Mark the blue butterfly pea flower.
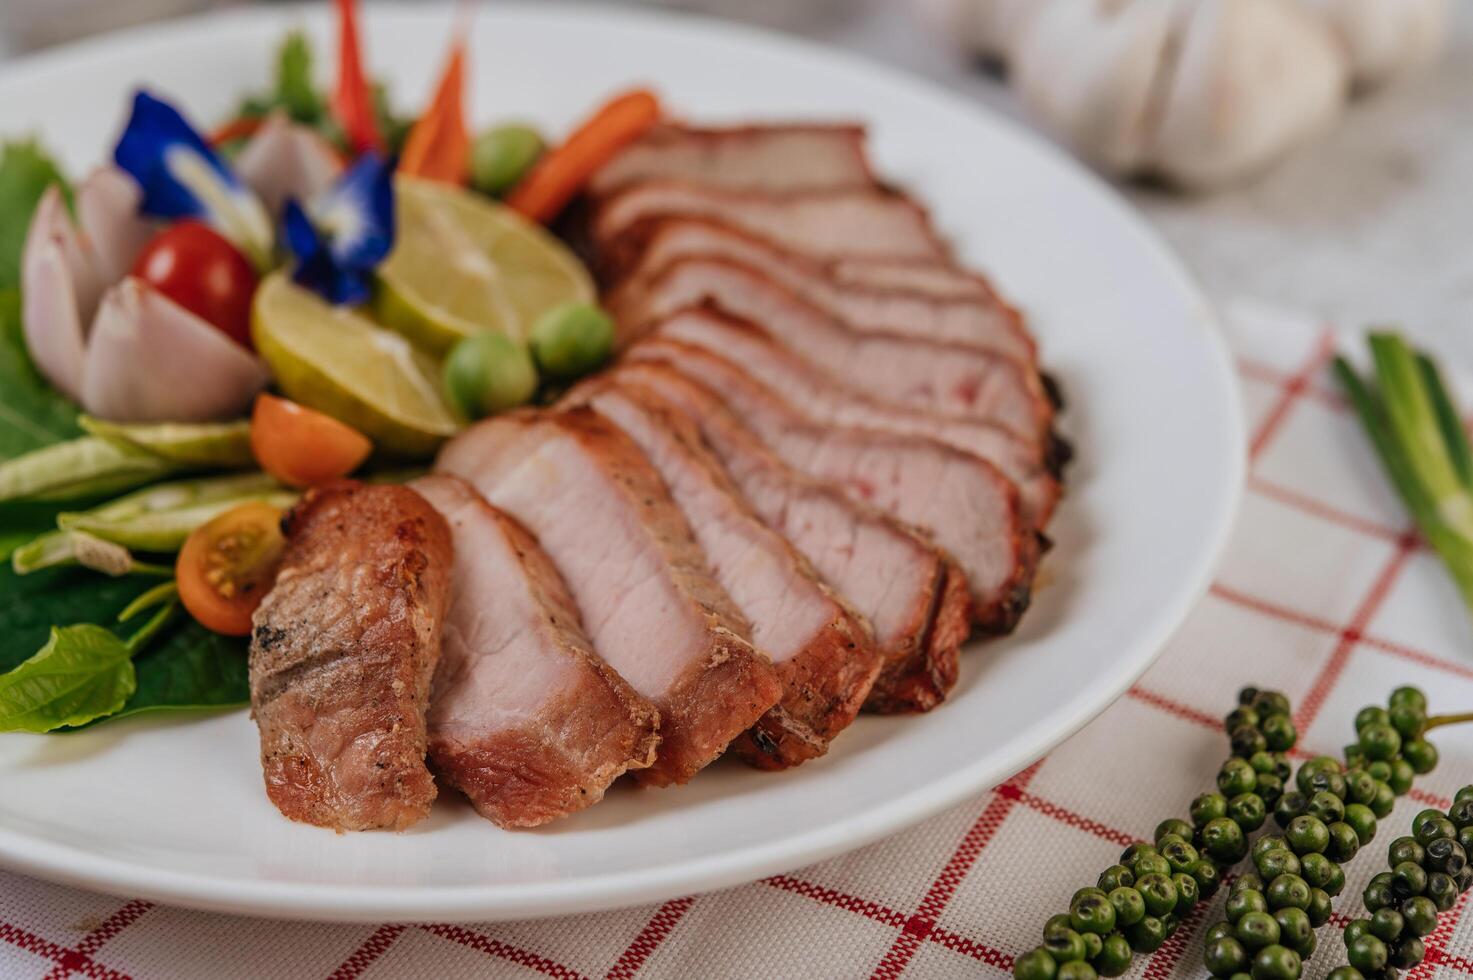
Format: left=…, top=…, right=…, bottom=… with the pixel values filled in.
left=113, top=90, right=274, bottom=268
left=283, top=152, right=396, bottom=306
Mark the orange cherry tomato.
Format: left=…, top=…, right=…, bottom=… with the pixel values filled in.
left=250, top=394, right=374, bottom=488
left=132, top=221, right=259, bottom=349
left=176, top=501, right=287, bottom=637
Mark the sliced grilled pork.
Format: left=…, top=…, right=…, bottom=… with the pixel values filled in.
left=605, top=364, right=969, bottom=713
left=643, top=307, right=1059, bottom=527
left=625, top=334, right=1039, bottom=628
left=609, top=218, right=1034, bottom=362
left=436, top=409, right=782, bottom=786
left=410, top=475, right=660, bottom=826
left=249, top=481, right=452, bottom=832
left=578, top=383, right=882, bottom=767
left=588, top=124, right=876, bottom=197
left=611, top=257, right=1053, bottom=443
left=592, top=181, right=949, bottom=271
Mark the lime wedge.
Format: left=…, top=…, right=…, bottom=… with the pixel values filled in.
left=252, top=272, right=459, bottom=457
left=374, top=177, right=594, bottom=354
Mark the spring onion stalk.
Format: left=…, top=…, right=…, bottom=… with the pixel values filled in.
left=1333, top=333, right=1473, bottom=609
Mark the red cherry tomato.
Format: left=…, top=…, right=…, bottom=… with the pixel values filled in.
left=131, top=221, right=259, bottom=349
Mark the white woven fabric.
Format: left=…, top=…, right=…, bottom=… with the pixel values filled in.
left=2, top=305, right=1471, bottom=979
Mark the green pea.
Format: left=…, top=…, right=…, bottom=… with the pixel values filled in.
left=1229, top=794, right=1267, bottom=832
left=1306, top=791, right=1345, bottom=826
left=1400, top=896, right=1439, bottom=936
left=1390, top=935, right=1426, bottom=969
left=1205, top=935, right=1249, bottom=978
left=443, top=332, right=538, bottom=419
left=1298, top=852, right=1334, bottom=890
left=1097, top=865, right=1134, bottom=891
left=1388, top=685, right=1426, bottom=714
left=1235, top=910, right=1280, bottom=950
left=1325, top=822, right=1360, bottom=862
left=1426, top=870, right=1460, bottom=911
left=1346, top=933, right=1388, bottom=973
left=1305, top=887, right=1332, bottom=927
left=1369, top=907, right=1404, bottom=942
left=1392, top=861, right=1428, bottom=897
left=1284, top=815, right=1328, bottom=855
left=1219, top=758, right=1258, bottom=797
left=1192, top=793, right=1229, bottom=827
left=1255, top=849, right=1300, bottom=882
left=1273, top=907, right=1312, bottom=955
left=529, top=302, right=614, bottom=380
left=1265, top=874, right=1311, bottom=912
left=1134, top=873, right=1177, bottom=917
left=1356, top=705, right=1391, bottom=732
left=1343, top=803, right=1377, bottom=845
left=1125, top=916, right=1167, bottom=953
left=1388, top=759, right=1415, bottom=795
left=1043, top=926, right=1087, bottom=962
left=1155, top=818, right=1193, bottom=843
left=470, top=123, right=545, bottom=196
left=1092, top=934, right=1132, bottom=978
left=1069, top=889, right=1115, bottom=935
left=1226, top=888, right=1268, bottom=924
left=1202, top=818, right=1248, bottom=863
left=1250, top=943, right=1301, bottom=980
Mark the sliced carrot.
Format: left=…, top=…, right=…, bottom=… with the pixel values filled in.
left=332, top=0, right=383, bottom=155
left=398, top=41, right=470, bottom=183
left=507, top=89, right=662, bottom=223
left=209, top=116, right=265, bottom=147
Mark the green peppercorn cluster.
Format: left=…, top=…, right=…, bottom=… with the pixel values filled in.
left=1203, top=686, right=1440, bottom=980
left=1328, top=784, right=1473, bottom=980
left=1013, top=688, right=1296, bottom=980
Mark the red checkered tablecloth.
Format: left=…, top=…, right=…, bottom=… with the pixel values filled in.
left=2, top=306, right=1472, bottom=979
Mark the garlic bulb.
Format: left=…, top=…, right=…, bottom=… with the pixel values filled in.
left=918, top=0, right=1448, bottom=189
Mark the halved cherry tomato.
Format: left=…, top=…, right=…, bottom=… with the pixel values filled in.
left=250, top=394, right=374, bottom=488
left=132, top=221, right=259, bottom=349
left=177, top=501, right=287, bottom=636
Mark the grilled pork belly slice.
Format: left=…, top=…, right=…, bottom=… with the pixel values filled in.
left=625, top=333, right=1039, bottom=631
left=644, top=307, right=1058, bottom=527
left=436, top=409, right=782, bottom=786
left=588, top=124, right=876, bottom=197
left=578, top=383, right=882, bottom=767
left=609, top=218, right=1035, bottom=363
left=611, top=257, right=1053, bottom=443
left=249, top=481, right=452, bottom=832
left=592, top=181, right=949, bottom=271
left=605, top=364, right=968, bottom=713
left=410, top=475, right=660, bottom=826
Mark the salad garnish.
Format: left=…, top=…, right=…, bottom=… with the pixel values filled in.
left=282, top=151, right=395, bottom=304
left=113, top=91, right=274, bottom=269
left=332, top=0, right=385, bottom=154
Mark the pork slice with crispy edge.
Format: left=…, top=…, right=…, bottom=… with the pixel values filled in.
left=411, top=475, right=660, bottom=826
left=249, top=481, right=452, bottom=832
left=436, top=408, right=782, bottom=786
left=575, top=382, right=882, bottom=767
left=604, top=363, right=970, bottom=714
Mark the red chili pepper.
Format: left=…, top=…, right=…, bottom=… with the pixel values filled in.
left=399, top=41, right=470, bottom=184
left=332, top=0, right=383, bottom=155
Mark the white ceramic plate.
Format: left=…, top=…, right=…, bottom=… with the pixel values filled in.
left=0, top=2, right=1244, bottom=922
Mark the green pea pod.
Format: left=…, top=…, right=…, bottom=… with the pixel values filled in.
left=58, top=489, right=298, bottom=552
left=79, top=416, right=256, bottom=468
left=88, top=471, right=287, bottom=523
left=0, top=437, right=178, bottom=504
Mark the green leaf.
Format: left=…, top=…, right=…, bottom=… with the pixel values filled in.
left=276, top=31, right=323, bottom=123
left=0, top=289, right=83, bottom=461
left=0, top=623, right=136, bottom=732
left=110, top=617, right=249, bottom=721
left=0, top=563, right=146, bottom=673
left=0, top=139, right=70, bottom=291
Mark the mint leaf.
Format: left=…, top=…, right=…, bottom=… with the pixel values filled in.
left=0, top=139, right=70, bottom=291
left=0, top=623, right=135, bottom=731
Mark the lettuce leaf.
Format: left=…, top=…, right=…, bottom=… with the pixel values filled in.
left=0, top=139, right=70, bottom=291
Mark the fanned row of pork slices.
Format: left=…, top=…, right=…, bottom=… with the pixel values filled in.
left=246, top=122, right=1068, bottom=833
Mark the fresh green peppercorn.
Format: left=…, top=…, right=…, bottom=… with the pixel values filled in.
left=1326, top=822, right=1361, bottom=862
left=1307, top=768, right=1349, bottom=802
left=1206, top=922, right=1236, bottom=945
left=1227, top=888, right=1269, bottom=924
left=1273, top=907, right=1313, bottom=955
left=1370, top=781, right=1397, bottom=818
left=1367, top=760, right=1393, bottom=782
left=1255, top=774, right=1285, bottom=807
left=1344, top=745, right=1367, bottom=771
left=1206, top=936, right=1250, bottom=978
left=1424, top=837, right=1466, bottom=875
left=1118, top=843, right=1156, bottom=866
left=1156, top=818, right=1194, bottom=843
left=1412, top=808, right=1444, bottom=838
left=1324, top=861, right=1346, bottom=897
left=1459, top=786, right=1473, bottom=803
left=1044, top=926, right=1088, bottom=962
left=1256, top=849, right=1302, bottom=882
left=1363, top=877, right=1395, bottom=913
left=1299, top=852, right=1335, bottom=890
left=1236, top=910, right=1281, bottom=950
left=1161, top=838, right=1200, bottom=873
left=1455, top=864, right=1473, bottom=893
left=1230, top=794, right=1268, bottom=832
left=1097, top=864, right=1134, bottom=891
left=1220, top=759, right=1258, bottom=797
left=443, top=332, right=539, bottom=418
left=1254, top=690, right=1292, bottom=716
left=1401, top=739, right=1438, bottom=775
left=1449, top=798, right=1473, bottom=828
left=1232, top=725, right=1268, bottom=758
left=1414, top=814, right=1456, bottom=847
left=1387, top=702, right=1426, bottom=738
left=1070, top=889, right=1116, bottom=935
left=1308, top=791, right=1347, bottom=825
left=529, top=302, right=615, bottom=380
left=1388, top=759, right=1415, bottom=796
left=1345, top=769, right=1377, bottom=806
left=1296, top=757, right=1339, bottom=794
left=1390, top=935, right=1426, bottom=969
left=1043, top=915, right=1073, bottom=941
left=1285, top=815, right=1330, bottom=855
left=470, top=123, right=545, bottom=196
left=1360, top=723, right=1403, bottom=761
left=1107, top=886, right=1145, bottom=927
left=1401, top=896, right=1439, bottom=936
left=1202, top=818, right=1249, bottom=863
left=1425, top=871, right=1459, bottom=912
left=1132, top=853, right=1171, bottom=877
left=1135, top=873, right=1177, bottom=917
left=1232, top=873, right=1266, bottom=896
left=1125, top=916, right=1168, bottom=954
left=1093, top=934, right=1132, bottom=977
left=1346, top=933, right=1389, bottom=973
left=1055, top=960, right=1097, bottom=980
left=1327, top=969, right=1363, bottom=980
left=1388, top=686, right=1427, bottom=714
left=1079, top=932, right=1103, bottom=960
left=1193, top=793, right=1230, bottom=827
left=1369, top=907, right=1405, bottom=942
left=1391, top=861, right=1428, bottom=898
left=1250, top=943, right=1301, bottom=980
left=1226, top=706, right=1260, bottom=732
left=1460, top=827, right=1473, bottom=856
left=1356, top=706, right=1391, bottom=732
left=1173, top=873, right=1199, bottom=912
left=1248, top=751, right=1278, bottom=775
left=1192, top=859, right=1223, bottom=899
left=1343, top=804, right=1378, bottom=845
left=1344, top=918, right=1372, bottom=943
left=1266, top=874, right=1312, bottom=912
left=1261, top=714, right=1296, bottom=752
left=1254, top=835, right=1290, bottom=861
left=1306, top=887, right=1332, bottom=927
left=1274, top=793, right=1308, bottom=830
left=1014, top=947, right=1058, bottom=980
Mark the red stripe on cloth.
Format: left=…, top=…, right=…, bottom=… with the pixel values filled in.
left=423, top=923, right=586, bottom=980
left=868, top=763, right=1044, bottom=979
left=325, top=924, right=407, bottom=980
left=1247, top=331, right=1336, bottom=460
left=925, top=926, right=1015, bottom=969
left=1237, top=358, right=1346, bottom=412
left=1127, top=686, right=1222, bottom=729
left=37, top=899, right=154, bottom=980
left=1248, top=476, right=1411, bottom=544
left=0, top=918, right=136, bottom=980
left=1359, top=633, right=1473, bottom=682
left=762, top=876, right=907, bottom=928
left=603, top=897, right=696, bottom=980
left=1013, top=790, right=1137, bottom=848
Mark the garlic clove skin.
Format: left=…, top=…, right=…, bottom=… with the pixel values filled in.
left=912, top=0, right=1045, bottom=64
left=1010, top=0, right=1185, bottom=174
left=80, top=277, right=269, bottom=423
left=21, top=184, right=107, bottom=402
left=76, top=166, right=158, bottom=283
left=1295, top=0, right=1450, bottom=90
left=232, top=111, right=344, bottom=218
left=1149, top=0, right=1347, bottom=190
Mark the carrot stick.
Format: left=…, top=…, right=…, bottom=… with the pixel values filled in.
left=398, top=40, right=470, bottom=183
left=332, top=0, right=383, bottom=155
left=507, top=89, right=662, bottom=223
left=209, top=116, right=265, bottom=147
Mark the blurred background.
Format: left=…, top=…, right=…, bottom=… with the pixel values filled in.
left=0, top=0, right=1469, bottom=349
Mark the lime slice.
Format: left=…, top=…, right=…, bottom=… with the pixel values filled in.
left=374, top=177, right=595, bottom=354
left=252, top=272, right=459, bottom=458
